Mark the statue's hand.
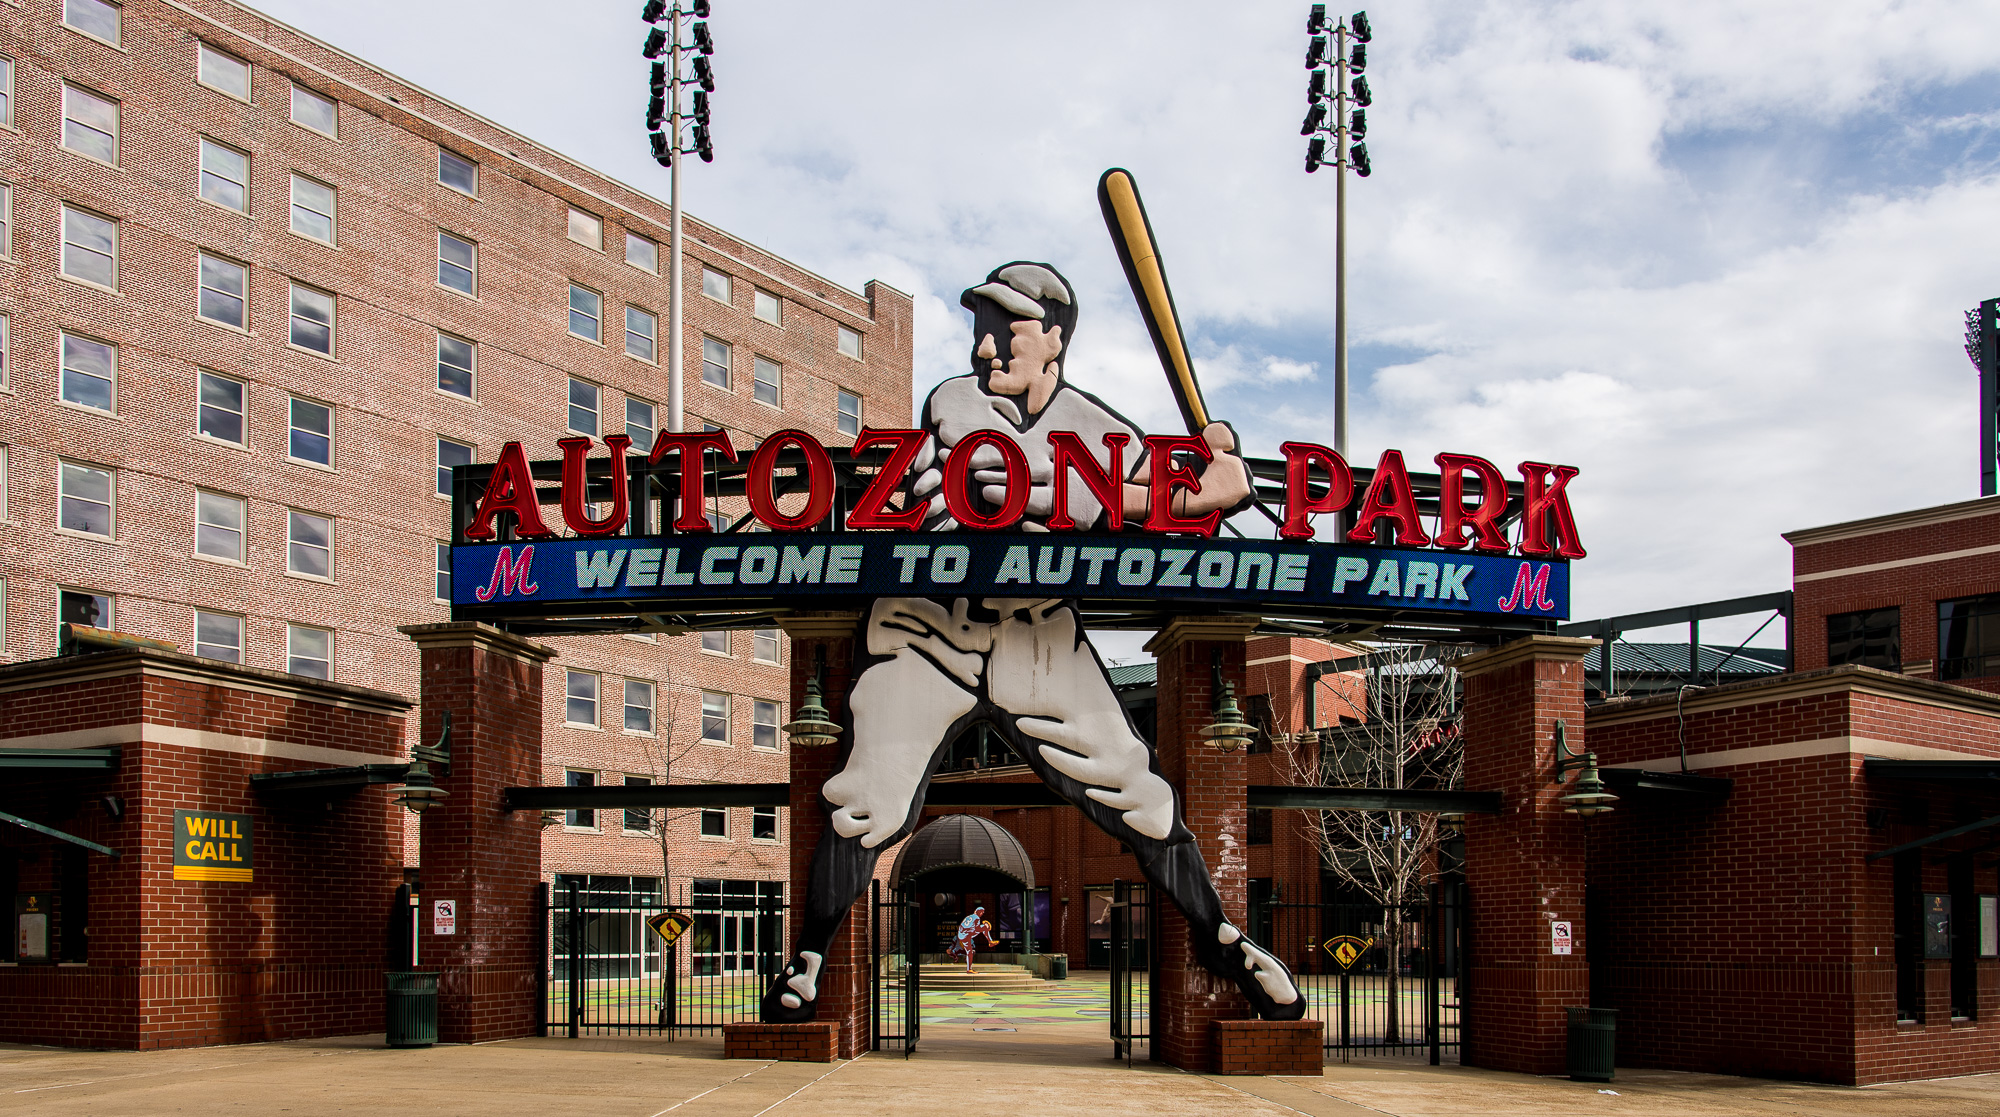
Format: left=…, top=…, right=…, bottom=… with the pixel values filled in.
left=1184, top=421, right=1253, bottom=515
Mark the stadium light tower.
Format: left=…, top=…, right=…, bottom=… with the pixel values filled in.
left=1967, top=298, right=2000, bottom=495
left=643, top=0, right=717, bottom=435
left=1302, top=6, right=1372, bottom=457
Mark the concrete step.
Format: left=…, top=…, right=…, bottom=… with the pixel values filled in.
left=891, top=964, right=1048, bottom=992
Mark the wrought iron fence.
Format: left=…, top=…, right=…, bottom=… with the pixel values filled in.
left=543, top=878, right=785, bottom=1036
left=1108, top=878, right=1154, bottom=1064
left=1263, top=886, right=1462, bottom=1063
left=872, top=880, right=919, bottom=1054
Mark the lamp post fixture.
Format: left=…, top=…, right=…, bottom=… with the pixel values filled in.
left=782, top=671, right=842, bottom=748
left=1302, top=5, right=1372, bottom=458
left=391, top=710, right=453, bottom=815
left=1199, top=680, right=1255, bottom=754
left=1551, top=718, right=1618, bottom=817
left=642, top=0, right=717, bottom=436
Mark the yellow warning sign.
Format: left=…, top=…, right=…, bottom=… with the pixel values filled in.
left=646, top=910, right=695, bottom=947
left=1322, top=935, right=1375, bottom=970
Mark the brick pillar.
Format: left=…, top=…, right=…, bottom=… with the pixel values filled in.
left=1146, top=617, right=1260, bottom=1070
left=777, top=612, right=868, bottom=1059
left=1053, top=805, right=1084, bottom=962
left=1456, top=635, right=1598, bottom=1075
left=400, top=622, right=555, bottom=1045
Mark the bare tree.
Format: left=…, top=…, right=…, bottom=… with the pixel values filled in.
left=1278, top=641, right=1468, bottom=1043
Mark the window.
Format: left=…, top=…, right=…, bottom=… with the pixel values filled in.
left=62, top=86, right=118, bottom=164
left=625, top=398, right=656, bottom=450
left=1828, top=607, right=1899, bottom=671
left=194, top=611, right=242, bottom=663
left=565, top=771, right=595, bottom=829
left=836, top=389, right=863, bottom=438
left=0, top=56, right=14, bottom=128
left=567, top=378, right=600, bottom=436
left=568, top=284, right=601, bottom=342
left=289, top=86, right=336, bottom=136
left=566, top=670, right=600, bottom=727
left=1939, top=595, right=2000, bottom=681
left=198, top=139, right=248, bottom=212
left=59, top=588, right=111, bottom=631
left=625, top=231, right=657, bottom=273
left=197, top=43, right=250, bottom=100
left=624, top=679, right=654, bottom=734
left=702, top=337, right=731, bottom=388
left=753, top=356, right=781, bottom=406
left=0, top=445, right=7, bottom=520
left=436, top=541, right=451, bottom=601
left=288, top=396, right=333, bottom=466
left=0, top=184, right=10, bottom=258
left=700, top=808, right=727, bottom=838
left=752, top=806, right=778, bottom=842
left=567, top=207, right=602, bottom=250
left=701, top=267, right=731, bottom=304
left=196, top=372, right=244, bottom=444
left=0, top=315, right=7, bottom=390
left=753, top=628, right=781, bottom=664
left=289, top=175, right=335, bottom=243
left=61, top=206, right=117, bottom=289
left=289, top=283, right=334, bottom=354
left=437, top=332, right=475, bottom=398
left=702, top=629, right=728, bottom=655
left=58, top=462, right=113, bottom=537
left=625, top=306, right=657, bottom=362
left=287, top=624, right=331, bottom=679
left=838, top=325, right=863, bottom=360
left=754, top=289, right=781, bottom=325
left=753, top=700, right=779, bottom=751
left=438, top=232, right=475, bottom=295
left=623, top=776, right=653, bottom=833
left=195, top=490, right=245, bottom=562
left=439, top=148, right=477, bottom=194
left=1248, top=809, right=1273, bottom=844
left=287, top=510, right=332, bottom=578
left=198, top=254, right=247, bottom=329
left=60, top=333, right=115, bottom=412
left=64, top=0, right=120, bottom=46
left=701, top=691, right=729, bottom=743
left=437, top=438, right=472, bottom=498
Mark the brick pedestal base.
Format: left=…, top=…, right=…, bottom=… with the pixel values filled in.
left=723, top=1021, right=840, bottom=1062
left=1212, top=1020, right=1324, bottom=1076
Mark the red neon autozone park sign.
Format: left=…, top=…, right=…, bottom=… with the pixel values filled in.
left=446, top=429, right=1582, bottom=628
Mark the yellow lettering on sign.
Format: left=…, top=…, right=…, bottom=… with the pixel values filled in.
left=199, top=841, right=218, bottom=860
left=185, top=840, right=202, bottom=859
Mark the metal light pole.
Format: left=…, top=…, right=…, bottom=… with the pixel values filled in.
left=1304, top=7, right=1372, bottom=458
left=644, top=1, right=717, bottom=435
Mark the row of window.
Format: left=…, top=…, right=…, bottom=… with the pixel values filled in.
left=47, top=583, right=333, bottom=679
left=54, top=455, right=336, bottom=582
left=558, top=771, right=778, bottom=843
left=562, top=670, right=781, bottom=749
left=1827, top=595, right=2000, bottom=681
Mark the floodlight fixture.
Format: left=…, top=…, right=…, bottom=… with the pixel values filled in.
left=1308, top=3, right=1327, bottom=33
left=650, top=130, right=672, bottom=166
left=1351, top=75, right=1372, bottom=106
left=1301, top=102, right=1327, bottom=136
left=1351, top=10, right=1372, bottom=42
left=1306, top=136, right=1326, bottom=172
left=1351, top=142, right=1371, bottom=177
left=643, top=26, right=668, bottom=58
left=650, top=60, right=667, bottom=94
left=1308, top=69, right=1326, bottom=103
left=648, top=92, right=665, bottom=129
left=641, top=0, right=667, bottom=22
left=694, top=123, right=714, bottom=162
left=692, top=21, right=714, bottom=55
left=692, top=0, right=710, bottom=15
left=692, top=90, right=711, bottom=126
left=1350, top=43, right=1366, bottom=72
left=1306, top=35, right=1327, bottom=68
left=1348, top=109, right=1367, bottom=139
left=692, top=55, right=715, bottom=92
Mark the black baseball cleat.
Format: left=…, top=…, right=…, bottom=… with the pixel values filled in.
left=758, top=950, right=825, bottom=1023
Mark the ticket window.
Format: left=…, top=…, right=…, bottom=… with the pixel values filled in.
left=15, top=893, right=51, bottom=963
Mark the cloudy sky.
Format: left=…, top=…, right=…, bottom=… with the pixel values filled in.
left=259, top=0, right=2000, bottom=654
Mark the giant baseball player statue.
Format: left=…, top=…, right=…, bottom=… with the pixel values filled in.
left=762, top=175, right=1304, bottom=1024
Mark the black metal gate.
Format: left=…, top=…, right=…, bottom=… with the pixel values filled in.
left=1108, top=878, right=1155, bottom=1063
left=871, top=880, right=919, bottom=1054
left=1264, top=885, right=1463, bottom=1063
left=543, top=879, right=785, bottom=1036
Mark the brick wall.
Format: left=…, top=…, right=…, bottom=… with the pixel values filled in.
left=0, top=644, right=410, bottom=1048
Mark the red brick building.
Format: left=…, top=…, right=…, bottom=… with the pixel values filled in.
left=0, top=0, right=912, bottom=965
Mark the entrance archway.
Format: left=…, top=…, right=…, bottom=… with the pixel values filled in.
left=889, top=813, right=1038, bottom=966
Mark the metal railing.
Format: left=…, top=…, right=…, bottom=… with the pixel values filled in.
left=1264, top=887, right=1462, bottom=1063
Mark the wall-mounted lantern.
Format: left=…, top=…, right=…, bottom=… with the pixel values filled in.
left=1551, top=718, right=1617, bottom=817
left=782, top=671, right=842, bottom=748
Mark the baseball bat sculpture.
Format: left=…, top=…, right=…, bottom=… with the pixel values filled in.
left=1098, top=167, right=1210, bottom=435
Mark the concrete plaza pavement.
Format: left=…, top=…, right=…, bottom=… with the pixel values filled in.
left=4, top=1023, right=1999, bottom=1117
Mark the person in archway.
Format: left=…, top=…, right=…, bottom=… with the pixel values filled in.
left=949, top=906, right=998, bottom=974
left=761, top=263, right=1304, bottom=1024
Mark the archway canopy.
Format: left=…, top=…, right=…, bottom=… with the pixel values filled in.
left=889, top=814, right=1035, bottom=892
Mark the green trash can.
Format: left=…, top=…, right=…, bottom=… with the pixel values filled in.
left=385, top=971, right=438, bottom=1048
left=1047, top=954, right=1068, bottom=980
left=1565, top=1006, right=1616, bottom=1082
